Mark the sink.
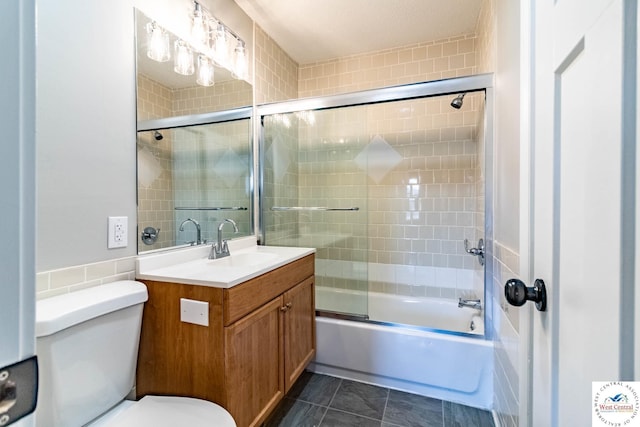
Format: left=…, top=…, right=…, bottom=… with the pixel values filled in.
left=207, top=252, right=278, bottom=268
left=136, top=236, right=315, bottom=288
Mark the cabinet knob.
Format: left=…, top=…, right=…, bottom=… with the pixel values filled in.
left=280, top=302, right=292, bottom=312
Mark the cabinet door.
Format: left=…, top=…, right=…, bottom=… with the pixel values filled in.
left=224, top=296, right=284, bottom=427
left=283, top=276, right=316, bottom=392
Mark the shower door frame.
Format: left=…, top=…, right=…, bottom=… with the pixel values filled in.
left=257, top=74, right=495, bottom=338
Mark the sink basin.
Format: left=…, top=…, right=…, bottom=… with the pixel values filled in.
left=207, top=252, right=278, bottom=268
left=136, top=236, right=315, bottom=288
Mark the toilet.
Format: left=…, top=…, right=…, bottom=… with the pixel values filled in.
left=35, top=280, right=236, bottom=427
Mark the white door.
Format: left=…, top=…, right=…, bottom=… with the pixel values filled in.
left=524, top=0, right=636, bottom=426
left=0, top=0, right=37, bottom=426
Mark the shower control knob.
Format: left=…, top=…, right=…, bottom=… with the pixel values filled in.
left=504, top=278, right=547, bottom=311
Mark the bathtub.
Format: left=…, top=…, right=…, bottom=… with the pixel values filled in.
left=310, top=288, right=493, bottom=409
left=316, top=287, right=484, bottom=334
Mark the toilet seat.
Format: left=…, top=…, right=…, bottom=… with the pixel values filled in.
left=86, top=395, right=236, bottom=427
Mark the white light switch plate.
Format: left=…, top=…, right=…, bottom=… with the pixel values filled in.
left=180, top=298, right=209, bottom=326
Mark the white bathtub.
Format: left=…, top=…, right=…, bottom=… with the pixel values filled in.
left=310, top=317, right=493, bottom=409
left=316, top=287, right=484, bottom=334
left=310, top=288, right=493, bottom=410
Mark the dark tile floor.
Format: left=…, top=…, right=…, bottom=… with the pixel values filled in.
left=263, top=371, right=495, bottom=427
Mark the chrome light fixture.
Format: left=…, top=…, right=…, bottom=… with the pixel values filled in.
left=196, top=55, right=215, bottom=87
left=174, top=40, right=194, bottom=75
left=146, top=21, right=170, bottom=62
left=191, top=2, right=209, bottom=48
left=146, top=1, right=249, bottom=86
left=213, top=21, right=229, bottom=67
left=232, top=41, right=247, bottom=80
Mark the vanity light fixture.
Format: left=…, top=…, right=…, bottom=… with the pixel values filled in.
left=146, top=1, right=249, bottom=86
left=146, top=21, right=170, bottom=62
left=232, top=40, right=247, bottom=80
left=191, top=2, right=209, bottom=48
left=213, top=21, right=229, bottom=67
left=174, top=40, right=194, bottom=75
left=196, top=55, right=215, bottom=86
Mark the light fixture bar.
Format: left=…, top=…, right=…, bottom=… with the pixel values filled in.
left=145, top=1, right=248, bottom=86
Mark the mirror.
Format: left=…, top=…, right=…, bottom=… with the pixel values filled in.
left=135, top=9, right=253, bottom=254
left=135, top=9, right=253, bottom=119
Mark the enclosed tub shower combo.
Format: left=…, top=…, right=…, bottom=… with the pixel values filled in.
left=259, top=74, right=494, bottom=409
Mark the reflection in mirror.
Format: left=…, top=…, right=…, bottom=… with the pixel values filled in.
left=135, top=8, right=252, bottom=120
left=135, top=8, right=254, bottom=254
left=137, top=118, right=252, bottom=253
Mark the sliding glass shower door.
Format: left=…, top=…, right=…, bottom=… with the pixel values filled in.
left=261, top=107, right=370, bottom=317
left=260, top=77, right=490, bottom=334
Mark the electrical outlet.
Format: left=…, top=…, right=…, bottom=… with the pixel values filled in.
left=108, top=216, right=128, bottom=248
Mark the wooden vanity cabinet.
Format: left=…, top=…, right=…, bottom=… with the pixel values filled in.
left=136, top=254, right=315, bottom=427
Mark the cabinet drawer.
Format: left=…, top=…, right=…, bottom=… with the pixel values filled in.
left=223, top=254, right=314, bottom=326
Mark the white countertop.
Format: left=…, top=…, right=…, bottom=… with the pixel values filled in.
left=136, top=236, right=315, bottom=288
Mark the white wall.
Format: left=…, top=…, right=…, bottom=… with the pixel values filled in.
left=494, top=0, right=520, bottom=251
left=36, top=0, right=252, bottom=271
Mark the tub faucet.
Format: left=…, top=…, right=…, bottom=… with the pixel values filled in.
left=209, top=219, right=239, bottom=259
left=179, top=218, right=203, bottom=245
left=458, top=298, right=482, bottom=310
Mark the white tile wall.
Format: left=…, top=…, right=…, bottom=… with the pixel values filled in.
left=36, top=256, right=136, bottom=299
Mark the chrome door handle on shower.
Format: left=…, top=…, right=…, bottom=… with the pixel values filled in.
left=464, top=238, right=485, bottom=266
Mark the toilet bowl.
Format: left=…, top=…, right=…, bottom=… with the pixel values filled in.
left=35, top=280, right=236, bottom=427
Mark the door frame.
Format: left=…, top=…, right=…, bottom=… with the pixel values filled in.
left=0, top=0, right=37, bottom=426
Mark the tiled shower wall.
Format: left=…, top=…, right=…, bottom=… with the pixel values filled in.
left=171, top=120, right=252, bottom=244
left=255, top=25, right=299, bottom=103
left=136, top=73, right=253, bottom=253
left=299, top=34, right=477, bottom=98
left=272, top=30, right=484, bottom=297
left=293, top=94, right=485, bottom=300
left=137, top=75, right=175, bottom=252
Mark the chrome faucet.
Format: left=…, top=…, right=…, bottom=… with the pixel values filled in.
left=209, top=219, right=239, bottom=259
left=179, top=218, right=203, bottom=245
left=458, top=298, right=482, bottom=310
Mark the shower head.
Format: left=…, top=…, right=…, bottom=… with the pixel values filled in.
left=450, top=93, right=466, bottom=109
left=153, top=130, right=163, bottom=141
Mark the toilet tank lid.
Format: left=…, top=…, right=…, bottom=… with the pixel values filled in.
left=36, top=280, right=148, bottom=338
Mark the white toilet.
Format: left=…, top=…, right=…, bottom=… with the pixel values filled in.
left=35, top=280, right=236, bottom=427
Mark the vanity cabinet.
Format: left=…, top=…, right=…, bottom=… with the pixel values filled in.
left=136, top=254, right=315, bottom=427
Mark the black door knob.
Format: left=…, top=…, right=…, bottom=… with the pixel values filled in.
left=504, top=278, right=547, bottom=311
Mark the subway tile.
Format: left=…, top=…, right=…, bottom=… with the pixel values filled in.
left=50, top=266, right=85, bottom=290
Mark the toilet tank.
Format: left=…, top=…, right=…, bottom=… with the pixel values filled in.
left=35, top=280, right=148, bottom=427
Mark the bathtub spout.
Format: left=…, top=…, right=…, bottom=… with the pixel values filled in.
left=458, top=298, right=482, bottom=310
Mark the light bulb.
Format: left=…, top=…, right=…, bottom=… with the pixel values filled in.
left=174, top=40, right=194, bottom=75
left=146, top=21, right=170, bottom=62
left=213, top=22, right=229, bottom=66
left=196, top=55, right=215, bottom=86
left=191, top=2, right=209, bottom=48
left=232, top=40, right=247, bottom=80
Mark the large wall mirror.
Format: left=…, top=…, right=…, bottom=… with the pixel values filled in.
left=135, top=8, right=254, bottom=254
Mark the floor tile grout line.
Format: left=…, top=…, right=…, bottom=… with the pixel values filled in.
left=380, top=387, right=390, bottom=425
left=317, top=377, right=342, bottom=427
left=319, top=406, right=389, bottom=424
left=325, top=377, right=343, bottom=409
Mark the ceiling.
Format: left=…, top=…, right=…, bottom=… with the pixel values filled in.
left=234, top=0, right=484, bottom=64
